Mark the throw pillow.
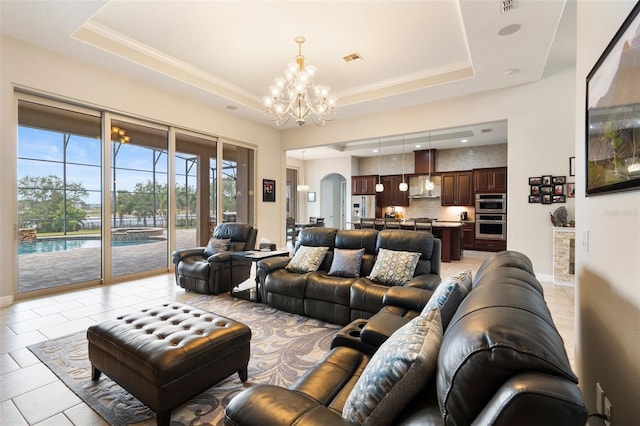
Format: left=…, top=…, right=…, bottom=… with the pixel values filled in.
left=368, top=248, right=421, bottom=286
left=342, top=308, right=443, bottom=425
left=421, top=269, right=472, bottom=329
left=328, top=248, right=365, bottom=278
left=203, top=238, right=231, bottom=257
left=285, top=245, right=329, bottom=273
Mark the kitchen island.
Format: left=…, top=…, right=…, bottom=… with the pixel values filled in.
left=431, top=221, right=464, bottom=262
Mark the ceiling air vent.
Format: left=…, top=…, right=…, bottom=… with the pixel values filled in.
left=501, top=0, right=514, bottom=13
left=480, top=128, right=494, bottom=133
left=343, top=52, right=364, bottom=63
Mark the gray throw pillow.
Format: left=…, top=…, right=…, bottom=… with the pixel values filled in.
left=328, top=248, right=365, bottom=278
left=203, top=238, right=230, bottom=257
left=421, top=269, right=472, bottom=329
left=342, top=308, right=443, bottom=425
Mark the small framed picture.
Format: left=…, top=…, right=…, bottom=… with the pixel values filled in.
left=553, top=195, right=566, bottom=203
left=529, top=195, right=541, bottom=203
left=554, top=184, right=565, bottom=195
left=541, top=185, right=553, bottom=195
left=542, top=175, right=553, bottom=186
left=542, top=194, right=552, bottom=204
left=567, top=182, right=576, bottom=198
left=307, top=192, right=316, bottom=202
left=529, top=177, right=542, bottom=185
left=553, top=176, right=566, bottom=184
left=569, top=157, right=575, bottom=177
left=262, top=179, right=276, bottom=202
left=530, top=185, right=541, bottom=195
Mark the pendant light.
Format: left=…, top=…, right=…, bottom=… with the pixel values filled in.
left=375, top=138, right=384, bottom=192
left=297, top=151, right=310, bottom=192
left=399, top=135, right=408, bottom=191
left=425, top=132, right=435, bottom=192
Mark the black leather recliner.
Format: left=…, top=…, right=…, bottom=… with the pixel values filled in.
left=172, top=223, right=257, bottom=294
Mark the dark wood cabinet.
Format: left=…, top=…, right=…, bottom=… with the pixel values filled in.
left=352, top=175, right=378, bottom=195
left=414, top=149, right=436, bottom=174
left=432, top=225, right=463, bottom=262
left=441, top=171, right=473, bottom=206
left=463, top=223, right=475, bottom=250
left=380, top=175, right=409, bottom=207
left=474, top=238, right=507, bottom=252
left=473, top=167, right=507, bottom=193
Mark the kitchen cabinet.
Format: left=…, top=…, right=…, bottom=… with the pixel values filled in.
left=380, top=175, right=409, bottom=206
left=441, top=171, right=473, bottom=206
left=414, top=149, right=436, bottom=174
left=462, top=222, right=475, bottom=250
left=473, top=167, right=507, bottom=193
left=474, top=238, right=506, bottom=252
left=352, top=175, right=378, bottom=195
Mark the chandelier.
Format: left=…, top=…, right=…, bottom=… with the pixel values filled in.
left=262, top=36, right=337, bottom=127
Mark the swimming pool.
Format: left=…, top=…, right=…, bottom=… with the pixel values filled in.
left=18, top=238, right=163, bottom=255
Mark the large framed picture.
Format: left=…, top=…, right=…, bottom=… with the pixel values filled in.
left=586, top=2, right=640, bottom=195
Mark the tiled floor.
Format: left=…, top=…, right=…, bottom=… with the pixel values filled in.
left=0, top=250, right=576, bottom=425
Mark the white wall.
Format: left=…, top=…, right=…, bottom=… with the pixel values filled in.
left=575, top=1, right=640, bottom=422
left=0, top=35, right=282, bottom=304
left=281, top=68, right=577, bottom=279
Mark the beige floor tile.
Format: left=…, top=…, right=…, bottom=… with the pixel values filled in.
left=63, top=403, right=110, bottom=426
left=13, top=381, right=81, bottom=424
left=0, top=331, right=48, bottom=355
left=8, top=348, right=40, bottom=368
left=32, top=301, right=85, bottom=317
left=39, top=317, right=97, bottom=340
left=33, top=413, right=74, bottom=426
left=0, top=363, right=57, bottom=402
left=0, top=400, right=29, bottom=426
left=0, top=354, right=21, bottom=375
left=6, top=314, right=69, bottom=335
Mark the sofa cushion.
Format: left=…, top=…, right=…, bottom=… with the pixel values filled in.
left=286, top=246, right=329, bottom=273
left=368, top=248, right=420, bottom=286
left=342, top=307, right=443, bottom=425
left=328, top=248, right=365, bottom=278
left=203, top=238, right=230, bottom=257
left=421, top=269, right=472, bottom=329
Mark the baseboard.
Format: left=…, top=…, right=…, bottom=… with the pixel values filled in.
left=0, top=294, right=15, bottom=308
left=535, top=273, right=553, bottom=284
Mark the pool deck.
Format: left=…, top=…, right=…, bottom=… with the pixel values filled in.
left=18, top=229, right=197, bottom=293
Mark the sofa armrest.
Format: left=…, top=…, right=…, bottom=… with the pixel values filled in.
left=206, top=251, right=232, bottom=263
left=224, top=384, right=353, bottom=426
left=257, top=255, right=291, bottom=273
left=172, top=247, right=205, bottom=264
left=404, top=273, right=441, bottom=291
left=383, top=286, right=434, bottom=313
left=471, top=373, right=588, bottom=426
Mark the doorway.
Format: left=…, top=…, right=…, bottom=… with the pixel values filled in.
left=320, top=173, right=347, bottom=229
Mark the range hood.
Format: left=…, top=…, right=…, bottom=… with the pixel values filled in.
left=409, top=175, right=440, bottom=199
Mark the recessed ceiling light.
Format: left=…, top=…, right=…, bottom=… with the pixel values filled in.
left=415, top=144, right=421, bottom=148
left=498, top=23, right=521, bottom=36
left=503, top=68, right=519, bottom=76
left=461, top=139, right=468, bottom=143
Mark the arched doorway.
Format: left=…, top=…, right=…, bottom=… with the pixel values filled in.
left=320, top=173, right=347, bottom=229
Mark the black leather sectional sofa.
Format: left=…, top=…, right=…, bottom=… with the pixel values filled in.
left=256, top=227, right=442, bottom=325
left=226, top=251, right=588, bottom=426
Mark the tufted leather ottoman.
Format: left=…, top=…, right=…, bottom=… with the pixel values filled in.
left=87, top=303, right=251, bottom=426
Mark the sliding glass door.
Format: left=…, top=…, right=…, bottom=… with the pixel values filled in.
left=109, top=118, right=169, bottom=277
left=17, top=100, right=102, bottom=293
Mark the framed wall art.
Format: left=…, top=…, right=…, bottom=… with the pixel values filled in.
left=586, top=2, right=640, bottom=196
left=262, top=179, right=276, bottom=202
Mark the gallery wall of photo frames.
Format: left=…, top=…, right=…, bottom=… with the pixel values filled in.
left=528, top=157, right=576, bottom=204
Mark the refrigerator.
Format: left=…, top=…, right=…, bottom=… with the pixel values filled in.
left=352, top=195, right=377, bottom=219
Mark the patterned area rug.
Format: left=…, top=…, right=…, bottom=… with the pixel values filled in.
left=28, top=295, right=340, bottom=426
